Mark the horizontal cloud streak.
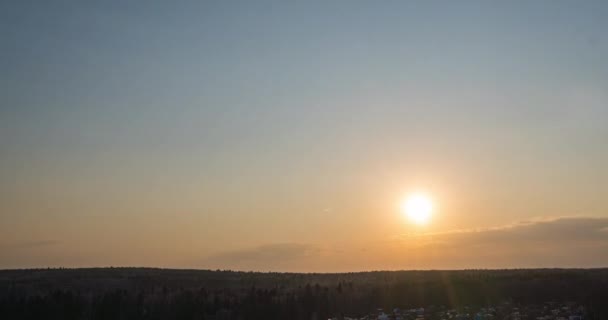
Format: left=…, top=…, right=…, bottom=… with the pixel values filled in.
left=400, top=217, right=608, bottom=246
left=202, top=243, right=320, bottom=271
left=383, top=217, right=608, bottom=269
left=0, top=240, right=59, bottom=249
left=200, top=217, right=608, bottom=272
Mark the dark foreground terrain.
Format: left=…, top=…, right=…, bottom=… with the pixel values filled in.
left=0, top=268, right=606, bottom=319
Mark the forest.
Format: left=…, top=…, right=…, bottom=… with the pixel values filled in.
left=1, top=268, right=606, bottom=319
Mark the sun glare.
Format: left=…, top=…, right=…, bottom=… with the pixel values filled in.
left=401, top=193, right=433, bottom=225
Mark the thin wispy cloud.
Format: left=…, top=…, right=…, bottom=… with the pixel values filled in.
left=200, top=218, right=608, bottom=272
left=396, top=217, right=608, bottom=245
left=202, top=243, right=320, bottom=271
left=384, top=217, right=608, bottom=269
left=0, top=240, right=59, bottom=249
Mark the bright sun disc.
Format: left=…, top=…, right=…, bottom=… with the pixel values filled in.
left=401, top=193, right=433, bottom=225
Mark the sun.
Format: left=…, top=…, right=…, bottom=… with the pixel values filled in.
left=401, top=193, right=433, bottom=225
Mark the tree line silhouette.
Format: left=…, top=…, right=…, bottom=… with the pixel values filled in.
left=1, top=268, right=607, bottom=319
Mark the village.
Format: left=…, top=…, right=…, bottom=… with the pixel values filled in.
left=332, top=301, right=586, bottom=320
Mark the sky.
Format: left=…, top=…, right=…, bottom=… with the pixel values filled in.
left=1, top=1, right=607, bottom=271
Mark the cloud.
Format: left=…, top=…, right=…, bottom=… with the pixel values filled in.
left=202, top=243, right=320, bottom=271
left=0, top=240, right=63, bottom=268
left=401, top=216, right=608, bottom=246
left=389, top=217, right=608, bottom=268
left=0, top=240, right=59, bottom=249
left=201, top=217, right=608, bottom=272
